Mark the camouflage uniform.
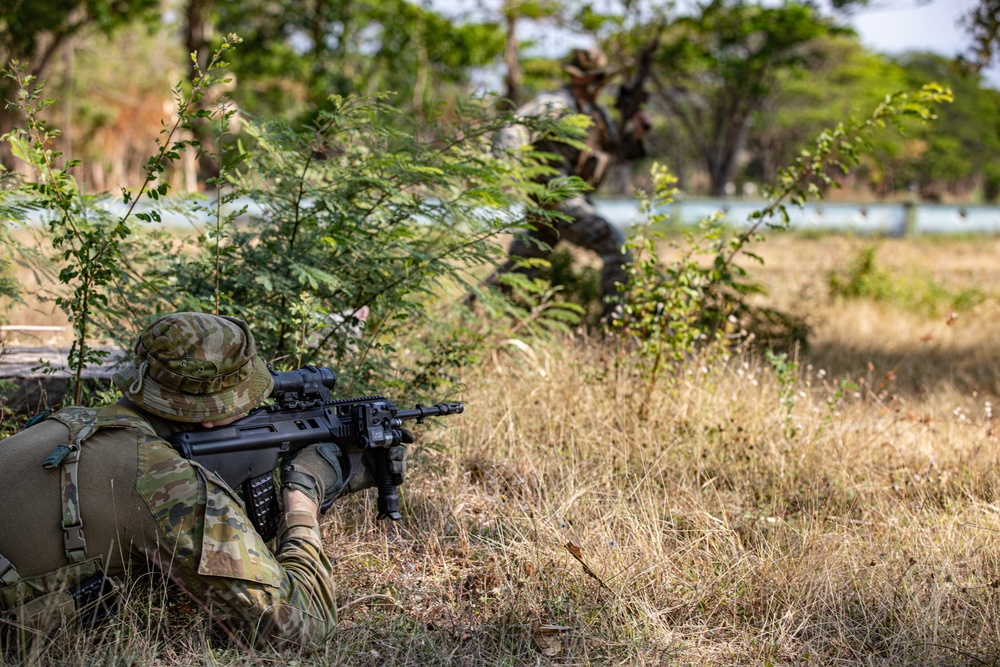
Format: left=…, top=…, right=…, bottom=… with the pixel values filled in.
left=0, top=313, right=337, bottom=648
left=491, top=49, right=644, bottom=311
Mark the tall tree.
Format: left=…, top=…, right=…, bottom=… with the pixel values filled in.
left=892, top=52, right=1000, bottom=199
left=211, top=0, right=504, bottom=124
left=499, top=0, right=566, bottom=107
left=0, top=0, right=159, bottom=170
left=962, top=0, right=1000, bottom=73
left=648, top=0, right=842, bottom=196
left=181, top=0, right=221, bottom=183
left=746, top=34, right=908, bottom=187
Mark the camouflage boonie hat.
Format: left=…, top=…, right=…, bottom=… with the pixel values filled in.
left=112, top=312, right=274, bottom=423
left=563, top=48, right=615, bottom=79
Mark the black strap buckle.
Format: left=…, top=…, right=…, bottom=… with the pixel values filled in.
left=64, top=524, right=86, bottom=552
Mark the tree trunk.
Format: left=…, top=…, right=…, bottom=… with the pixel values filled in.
left=502, top=9, right=521, bottom=109
left=706, top=110, right=751, bottom=197
left=61, top=40, right=75, bottom=172
left=707, top=155, right=730, bottom=197
left=185, top=0, right=219, bottom=189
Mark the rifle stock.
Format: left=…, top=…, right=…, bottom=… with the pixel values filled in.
left=615, top=28, right=663, bottom=161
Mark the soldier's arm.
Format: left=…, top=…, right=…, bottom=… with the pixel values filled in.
left=136, top=437, right=337, bottom=647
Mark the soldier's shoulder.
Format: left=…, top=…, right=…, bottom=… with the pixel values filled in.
left=46, top=404, right=158, bottom=445
left=0, top=412, right=70, bottom=446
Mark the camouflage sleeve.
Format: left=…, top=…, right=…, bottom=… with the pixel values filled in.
left=136, top=434, right=337, bottom=647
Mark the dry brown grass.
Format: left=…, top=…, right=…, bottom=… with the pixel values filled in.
left=6, top=234, right=1000, bottom=665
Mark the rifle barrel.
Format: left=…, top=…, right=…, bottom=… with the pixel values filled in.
left=395, top=402, right=465, bottom=421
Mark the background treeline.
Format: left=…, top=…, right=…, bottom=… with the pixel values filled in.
left=2, top=0, right=998, bottom=203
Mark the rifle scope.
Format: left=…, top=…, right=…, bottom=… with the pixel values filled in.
left=269, top=365, right=337, bottom=401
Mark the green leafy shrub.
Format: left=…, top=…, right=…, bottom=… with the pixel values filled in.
left=827, top=245, right=892, bottom=301
left=607, top=166, right=729, bottom=412
left=608, top=85, right=952, bottom=409
left=828, top=243, right=986, bottom=316
left=3, top=37, right=591, bottom=406
left=529, top=247, right=603, bottom=327
left=1, top=37, right=240, bottom=403
left=148, top=94, right=589, bottom=398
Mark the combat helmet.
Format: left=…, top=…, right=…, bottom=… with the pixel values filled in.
left=112, top=312, right=274, bottom=423
left=562, top=48, right=616, bottom=79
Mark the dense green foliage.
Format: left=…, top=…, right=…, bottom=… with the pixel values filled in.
left=646, top=1, right=842, bottom=196
left=1, top=37, right=593, bottom=403
left=152, top=94, right=588, bottom=396
left=894, top=53, right=1000, bottom=198
left=747, top=35, right=907, bottom=187
left=2, top=0, right=995, bottom=200
left=212, top=0, right=505, bottom=124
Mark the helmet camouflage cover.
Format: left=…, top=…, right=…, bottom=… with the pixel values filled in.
left=112, top=312, right=274, bottom=423
left=562, top=48, right=615, bottom=79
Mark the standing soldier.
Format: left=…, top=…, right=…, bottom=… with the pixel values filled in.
left=0, top=312, right=407, bottom=648
left=487, top=47, right=652, bottom=317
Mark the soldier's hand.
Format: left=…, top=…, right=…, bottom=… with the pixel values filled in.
left=346, top=438, right=410, bottom=494
left=626, top=111, right=652, bottom=139
left=281, top=443, right=344, bottom=504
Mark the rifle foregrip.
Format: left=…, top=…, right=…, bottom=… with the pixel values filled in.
left=372, top=449, right=402, bottom=521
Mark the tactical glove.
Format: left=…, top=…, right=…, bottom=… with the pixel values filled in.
left=345, top=429, right=412, bottom=494
left=281, top=442, right=344, bottom=504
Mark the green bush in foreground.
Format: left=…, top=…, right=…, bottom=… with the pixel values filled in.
left=1, top=40, right=591, bottom=404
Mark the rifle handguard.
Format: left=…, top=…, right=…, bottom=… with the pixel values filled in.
left=170, top=366, right=464, bottom=536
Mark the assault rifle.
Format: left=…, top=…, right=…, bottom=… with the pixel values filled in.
left=615, top=28, right=663, bottom=161
left=169, top=366, right=464, bottom=541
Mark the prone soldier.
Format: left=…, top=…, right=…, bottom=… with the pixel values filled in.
left=0, top=312, right=407, bottom=648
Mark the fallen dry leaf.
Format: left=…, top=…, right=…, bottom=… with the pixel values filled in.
left=533, top=624, right=566, bottom=657
left=564, top=542, right=611, bottom=590
left=537, top=624, right=571, bottom=632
